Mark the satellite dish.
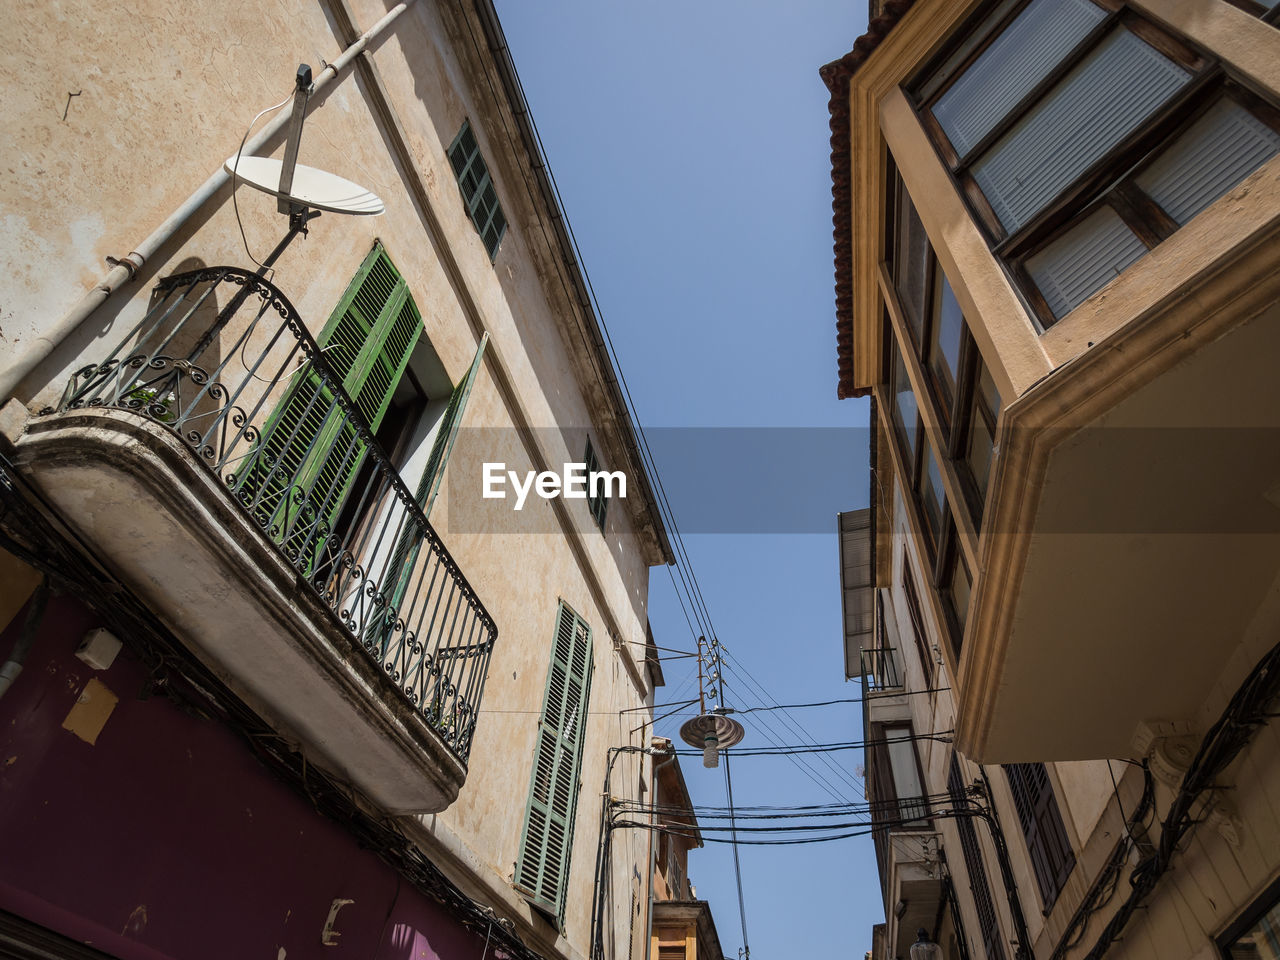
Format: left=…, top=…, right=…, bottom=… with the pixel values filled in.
left=225, top=155, right=384, bottom=216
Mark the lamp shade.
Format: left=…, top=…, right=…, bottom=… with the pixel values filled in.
left=909, top=929, right=942, bottom=960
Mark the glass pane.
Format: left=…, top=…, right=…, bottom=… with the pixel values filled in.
left=894, top=183, right=931, bottom=347
left=948, top=553, right=973, bottom=633
left=978, top=362, right=1002, bottom=420
left=933, top=0, right=1107, bottom=157
left=928, top=271, right=966, bottom=409
left=1026, top=206, right=1147, bottom=320
left=1137, top=100, right=1280, bottom=226
left=919, top=431, right=946, bottom=544
left=886, top=729, right=928, bottom=822
left=890, top=342, right=919, bottom=466
left=966, top=405, right=996, bottom=501
left=972, top=29, right=1190, bottom=232
left=1226, top=898, right=1280, bottom=960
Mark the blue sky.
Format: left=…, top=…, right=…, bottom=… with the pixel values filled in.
left=492, top=2, right=877, bottom=956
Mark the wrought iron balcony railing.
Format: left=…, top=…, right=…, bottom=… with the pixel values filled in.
left=861, top=646, right=903, bottom=693
left=48, top=266, right=497, bottom=763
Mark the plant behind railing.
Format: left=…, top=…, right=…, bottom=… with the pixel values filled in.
left=51, top=266, right=496, bottom=762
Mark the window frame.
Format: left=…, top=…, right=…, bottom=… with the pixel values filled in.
left=1003, top=763, right=1076, bottom=911
left=447, top=120, right=508, bottom=261
left=909, top=0, right=1280, bottom=329
left=870, top=721, right=933, bottom=829
left=1218, top=874, right=1280, bottom=959
left=584, top=437, right=608, bottom=532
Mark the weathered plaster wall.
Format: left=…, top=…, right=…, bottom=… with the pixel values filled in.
left=1, top=2, right=659, bottom=958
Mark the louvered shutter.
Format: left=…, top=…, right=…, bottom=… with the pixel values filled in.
left=972, top=29, right=1190, bottom=232
left=1025, top=205, right=1146, bottom=319
left=376, top=333, right=489, bottom=639
left=240, top=245, right=421, bottom=571
left=1004, top=763, right=1075, bottom=908
left=933, top=0, right=1106, bottom=158
left=516, top=601, right=594, bottom=920
left=449, top=122, right=507, bottom=259
left=1136, top=100, right=1280, bottom=226
left=949, top=756, right=1007, bottom=960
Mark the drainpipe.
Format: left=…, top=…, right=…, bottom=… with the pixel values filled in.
left=0, top=577, right=49, bottom=701
left=0, top=0, right=421, bottom=405
left=645, top=743, right=676, bottom=960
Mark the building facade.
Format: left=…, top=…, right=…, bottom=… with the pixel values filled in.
left=647, top=740, right=727, bottom=960
left=0, top=2, right=674, bottom=959
left=826, top=2, right=1280, bottom=959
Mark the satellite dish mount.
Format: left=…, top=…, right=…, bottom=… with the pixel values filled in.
left=278, top=63, right=320, bottom=235
left=226, top=63, right=385, bottom=273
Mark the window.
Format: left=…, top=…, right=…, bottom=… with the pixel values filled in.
left=901, top=559, right=934, bottom=690
left=241, top=244, right=424, bottom=571
left=949, top=755, right=1007, bottom=960
left=1220, top=877, right=1280, bottom=959
left=584, top=437, right=608, bottom=531
left=515, top=601, right=594, bottom=921
left=241, top=245, right=486, bottom=583
left=914, top=0, right=1280, bottom=327
left=869, top=723, right=931, bottom=828
left=448, top=121, right=507, bottom=259
left=883, top=164, right=1009, bottom=662
left=668, top=834, right=684, bottom=898
left=1003, top=763, right=1075, bottom=909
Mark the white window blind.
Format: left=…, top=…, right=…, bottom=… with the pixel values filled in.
left=933, top=0, right=1106, bottom=157
left=1136, top=100, right=1280, bottom=226
left=973, top=29, right=1190, bottom=232
left=1026, top=206, right=1146, bottom=318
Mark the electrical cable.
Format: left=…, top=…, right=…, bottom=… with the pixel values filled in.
left=230, top=91, right=295, bottom=273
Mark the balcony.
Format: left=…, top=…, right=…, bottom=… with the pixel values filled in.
left=959, top=291, right=1280, bottom=762
left=880, top=831, right=946, bottom=960
left=13, top=267, right=497, bottom=814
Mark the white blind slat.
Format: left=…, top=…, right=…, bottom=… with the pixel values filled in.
left=973, top=29, right=1190, bottom=232
left=1026, top=206, right=1146, bottom=318
left=933, top=0, right=1106, bottom=157
left=1136, top=101, right=1280, bottom=226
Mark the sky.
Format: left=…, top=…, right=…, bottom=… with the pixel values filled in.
left=492, top=2, right=878, bottom=957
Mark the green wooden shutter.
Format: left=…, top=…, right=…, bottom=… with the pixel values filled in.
left=374, top=333, right=488, bottom=648
left=448, top=122, right=507, bottom=260
left=584, top=438, right=607, bottom=531
left=240, top=244, right=421, bottom=571
left=516, top=601, right=594, bottom=920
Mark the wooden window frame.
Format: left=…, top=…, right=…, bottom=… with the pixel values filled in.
left=884, top=316, right=969, bottom=663
left=910, top=0, right=1280, bottom=329
left=873, top=721, right=933, bottom=829
left=901, top=556, right=936, bottom=691
left=1217, top=874, right=1280, bottom=959
left=1220, top=0, right=1280, bottom=23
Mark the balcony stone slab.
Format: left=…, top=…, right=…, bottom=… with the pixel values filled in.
left=14, top=408, right=466, bottom=814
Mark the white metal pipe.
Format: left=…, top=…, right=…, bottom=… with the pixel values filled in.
left=0, top=0, right=418, bottom=404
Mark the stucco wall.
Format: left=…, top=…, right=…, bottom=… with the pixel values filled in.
left=0, top=2, right=659, bottom=958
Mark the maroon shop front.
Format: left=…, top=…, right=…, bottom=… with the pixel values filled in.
left=0, top=590, right=500, bottom=960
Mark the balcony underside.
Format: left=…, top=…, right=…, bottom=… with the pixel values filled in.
left=883, top=831, right=943, bottom=960
left=14, top=409, right=465, bottom=814
left=961, top=294, right=1280, bottom=762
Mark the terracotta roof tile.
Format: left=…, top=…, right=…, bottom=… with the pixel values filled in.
left=820, top=0, right=916, bottom=399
